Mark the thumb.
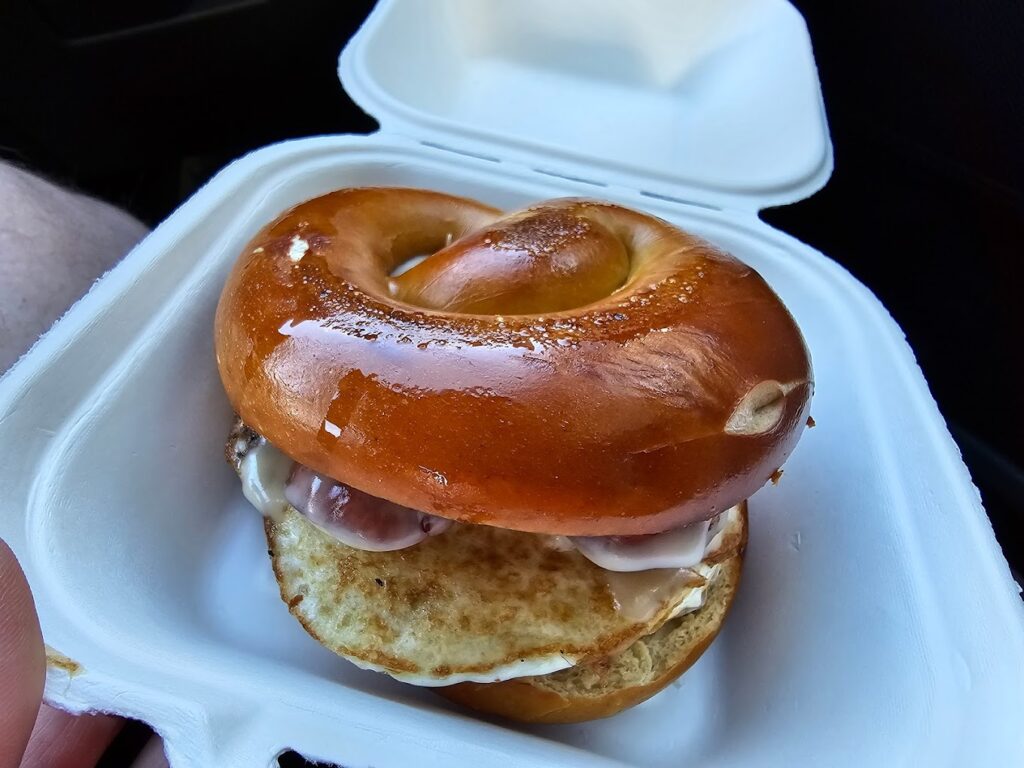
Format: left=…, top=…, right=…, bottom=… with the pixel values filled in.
left=0, top=538, right=45, bottom=768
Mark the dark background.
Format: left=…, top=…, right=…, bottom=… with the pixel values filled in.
left=1, top=2, right=1020, bottom=765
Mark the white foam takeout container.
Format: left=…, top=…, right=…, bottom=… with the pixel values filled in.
left=2, top=1, right=1022, bottom=766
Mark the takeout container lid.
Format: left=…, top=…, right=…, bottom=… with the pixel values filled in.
left=1, top=2, right=1022, bottom=767
left=339, top=0, right=833, bottom=212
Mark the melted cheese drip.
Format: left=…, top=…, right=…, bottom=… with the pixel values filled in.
left=603, top=567, right=705, bottom=622
left=238, top=438, right=293, bottom=522
left=598, top=505, right=742, bottom=623
left=572, top=519, right=711, bottom=572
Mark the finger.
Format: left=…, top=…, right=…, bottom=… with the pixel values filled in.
left=21, top=704, right=123, bottom=768
left=131, top=734, right=170, bottom=768
left=0, top=538, right=45, bottom=768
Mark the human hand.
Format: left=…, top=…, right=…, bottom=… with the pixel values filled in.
left=0, top=538, right=165, bottom=767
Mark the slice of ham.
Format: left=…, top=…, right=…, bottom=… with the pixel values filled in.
left=284, top=463, right=452, bottom=551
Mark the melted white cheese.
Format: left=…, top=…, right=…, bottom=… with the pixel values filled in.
left=572, top=519, right=711, bottom=572
left=602, top=567, right=703, bottom=621
left=668, top=563, right=722, bottom=620
left=238, top=438, right=294, bottom=522
left=596, top=506, right=742, bottom=624
left=345, top=650, right=576, bottom=687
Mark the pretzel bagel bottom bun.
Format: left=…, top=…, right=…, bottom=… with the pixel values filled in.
left=215, top=187, right=812, bottom=536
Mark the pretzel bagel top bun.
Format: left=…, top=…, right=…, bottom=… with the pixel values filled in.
left=214, top=188, right=811, bottom=536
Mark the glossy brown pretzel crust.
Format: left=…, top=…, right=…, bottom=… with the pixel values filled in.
left=214, top=188, right=811, bottom=535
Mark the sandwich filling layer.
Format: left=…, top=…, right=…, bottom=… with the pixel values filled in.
left=230, top=419, right=724, bottom=571
left=228, top=419, right=746, bottom=686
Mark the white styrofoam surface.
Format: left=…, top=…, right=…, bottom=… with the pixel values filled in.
left=340, top=0, right=832, bottom=210
left=0, top=1, right=1021, bottom=765
left=1, top=137, right=1021, bottom=767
